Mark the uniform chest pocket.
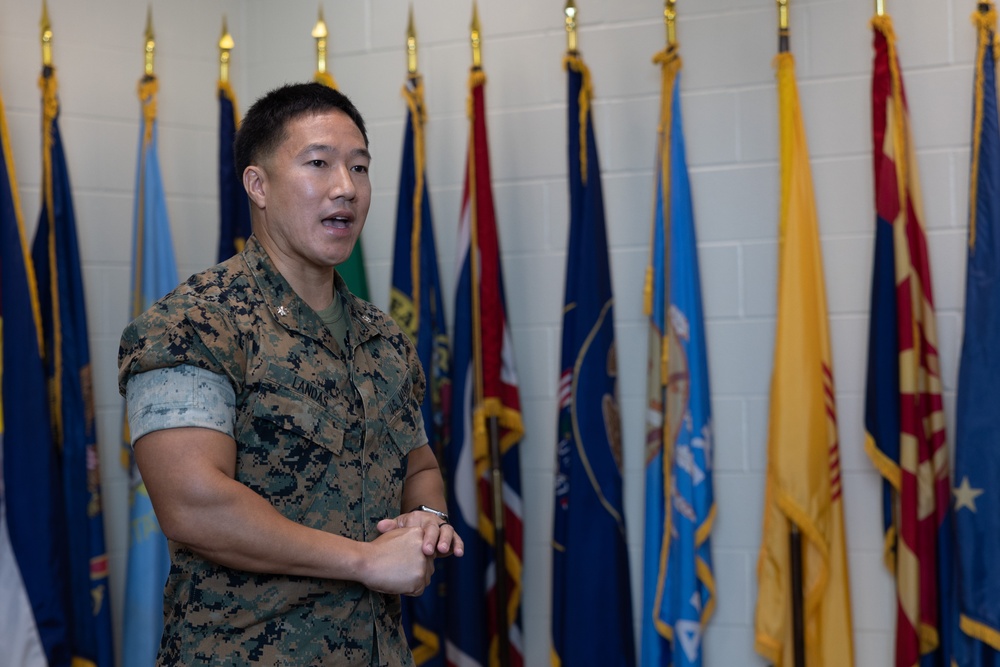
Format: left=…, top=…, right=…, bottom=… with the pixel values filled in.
left=238, top=379, right=347, bottom=524
left=251, top=388, right=345, bottom=456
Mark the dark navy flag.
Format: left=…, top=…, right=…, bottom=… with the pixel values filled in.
left=390, top=75, right=451, bottom=667
left=0, top=85, right=72, bottom=667
left=551, top=53, right=635, bottom=667
left=954, top=7, right=1000, bottom=666
left=642, top=47, right=715, bottom=667
left=218, top=81, right=251, bottom=262
left=31, top=66, right=114, bottom=667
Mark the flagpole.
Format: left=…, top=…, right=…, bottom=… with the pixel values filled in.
left=665, top=0, right=677, bottom=50
left=468, top=5, right=510, bottom=666
left=219, top=17, right=233, bottom=84
left=313, top=7, right=329, bottom=78
left=776, top=3, right=805, bottom=667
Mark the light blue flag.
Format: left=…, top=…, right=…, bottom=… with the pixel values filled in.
left=641, top=50, right=715, bottom=667
left=122, top=75, right=177, bottom=667
left=954, top=7, right=1000, bottom=666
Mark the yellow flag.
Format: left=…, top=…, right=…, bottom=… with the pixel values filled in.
left=754, top=52, right=855, bottom=667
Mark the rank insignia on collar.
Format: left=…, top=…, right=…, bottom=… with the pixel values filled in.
left=277, top=306, right=288, bottom=316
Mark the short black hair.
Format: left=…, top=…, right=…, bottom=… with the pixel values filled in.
left=234, top=82, right=368, bottom=177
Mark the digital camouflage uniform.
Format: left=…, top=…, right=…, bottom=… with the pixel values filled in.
left=118, top=236, right=426, bottom=666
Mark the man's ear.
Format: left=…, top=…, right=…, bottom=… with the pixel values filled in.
left=244, top=166, right=266, bottom=210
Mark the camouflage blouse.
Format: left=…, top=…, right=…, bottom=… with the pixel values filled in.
left=118, top=236, right=426, bottom=666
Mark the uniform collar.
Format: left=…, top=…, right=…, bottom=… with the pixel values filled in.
left=241, top=235, right=381, bottom=349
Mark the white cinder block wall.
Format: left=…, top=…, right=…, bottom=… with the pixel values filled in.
left=0, top=0, right=977, bottom=665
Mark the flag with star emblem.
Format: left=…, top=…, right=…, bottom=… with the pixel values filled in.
left=551, top=51, right=635, bottom=667
left=640, top=44, right=715, bottom=667
left=122, top=73, right=177, bottom=667
left=954, top=6, right=1000, bottom=665
left=31, top=63, right=114, bottom=667
left=864, top=14, right=957, bottom=667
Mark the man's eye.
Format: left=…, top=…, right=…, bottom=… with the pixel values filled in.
left=309, top=159, right=326, bottom=167
left=352, top=164, right=369, bottom=174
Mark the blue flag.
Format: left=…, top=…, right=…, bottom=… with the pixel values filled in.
left=954, top=7, right=1000, bottom=666
left=641, top=48, right=716, bottom=667
left=31, top=66, right=115, bottom=667
left=551, top=53, right=635, bottom=667
left=217, top=81, right=251, bottom=263
left=122, top=75, right=178, bottom=667
left=390, top=75, right=451, bottom=667
left=0, top=86, right=73, bottom=666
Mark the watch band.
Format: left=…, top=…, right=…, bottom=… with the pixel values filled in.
left=416, top=505, right=450, bottom=523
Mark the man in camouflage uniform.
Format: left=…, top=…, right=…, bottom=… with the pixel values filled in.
left=118, top=83, right=462, bottom=666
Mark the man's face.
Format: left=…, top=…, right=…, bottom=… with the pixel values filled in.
left=254, top=109, right=371, bottom=271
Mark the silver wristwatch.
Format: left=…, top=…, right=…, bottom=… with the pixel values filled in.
left=416, top=505, right=450, bottom=523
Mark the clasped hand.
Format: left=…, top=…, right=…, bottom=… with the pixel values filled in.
left=363, top=511, right=465, bottom=597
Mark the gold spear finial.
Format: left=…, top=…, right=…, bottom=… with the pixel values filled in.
left=144, top=6, right=156, bottom=77
left=313, top=6, right=329, bottom=75
left=471, top=1, right=482, bottom=69
left=777, top=0, right=789, bottom=53
left=41, top=0, right=53, bottom=68
left=665, top=0, right=677, bottom=49
left=564, top=0, right=578, bottom=54
left=875, top=0, right=885, bottom=16
left=406, top=4, right=418, bottom=76
left=219, top=16, right=234, bottom=84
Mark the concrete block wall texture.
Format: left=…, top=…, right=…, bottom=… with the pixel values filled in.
left=0, top=0, right=978, bottom=664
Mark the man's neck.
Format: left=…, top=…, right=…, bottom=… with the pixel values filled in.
left=254, top=233, right=336, bottom=312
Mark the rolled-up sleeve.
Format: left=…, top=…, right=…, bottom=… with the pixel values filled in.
left=125, top=364, right=236, bottom=446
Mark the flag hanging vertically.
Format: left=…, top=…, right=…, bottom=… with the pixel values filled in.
left=754, top=50, right=854, bottom=667
left=865, top=14, right=956, bottom=667
left=312, top=10, right=369, bottom=299
left=0, top=85, right=72, bottom=667
left=121, top=72, right=178, bottom=667
left=31, top=60, right=114, bottom=667
left=217, top=79, right=251, bottom=262
left=390, top=70, right=452, bottom=666
left=446, top=57, right=525, bottom=667
left=551, top=50, right=634, bottom=667
left=953, top=6, right=1000, bottom=667
left=641, top=43, right=715, bottom=667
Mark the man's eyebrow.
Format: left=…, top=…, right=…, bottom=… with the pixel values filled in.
left=300, top=144, right=371, bottom=161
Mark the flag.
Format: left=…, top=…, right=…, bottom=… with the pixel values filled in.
left=551, top=52, right=634, bottom=667
left=445, top=66, right=524, bottom=667
left=953, top=6, right=1000, bottom=666
left=314, top=69, right=369, bottom=299
left=217, top=80, right=251, bottom=262
left=30, top=64, right=114, bottom=667
left=754, top=51, right=854, bottom=667
left=390, top=74, right=452, bottom=667
left=641, top=45, right=715, bottom=667
left=121, top=74, right=178, bottom=667
left=865, top=15, right=956, bottom=667
left=0, top=85, right=73, bottom=666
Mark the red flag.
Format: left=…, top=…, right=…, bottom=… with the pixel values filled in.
left=865, top=15, right=956, bottom=666
left=446, top=67, right=525, bottom=667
